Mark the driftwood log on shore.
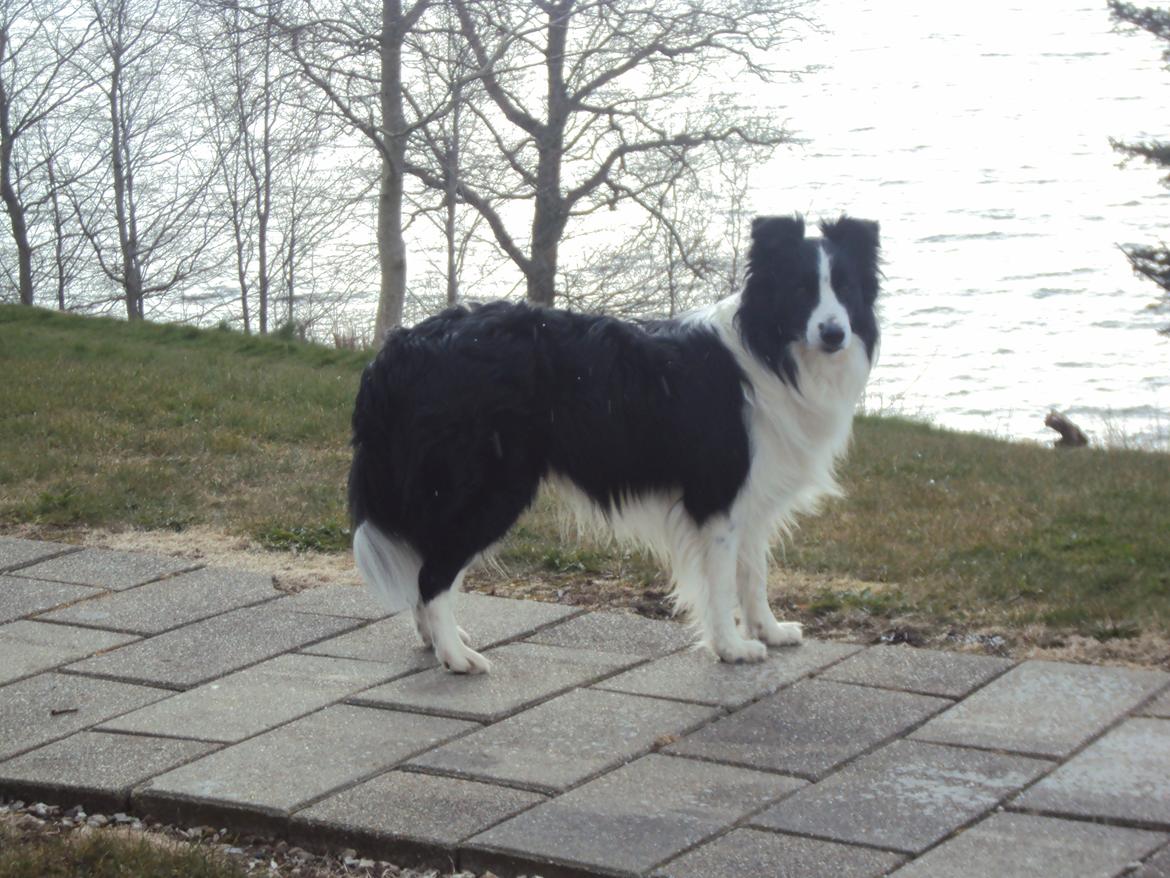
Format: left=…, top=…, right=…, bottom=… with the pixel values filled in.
left=1045, top=410, right=1089, bottom=448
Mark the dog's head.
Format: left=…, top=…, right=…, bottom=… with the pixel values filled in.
left=735, top=214, right=881, bottom=385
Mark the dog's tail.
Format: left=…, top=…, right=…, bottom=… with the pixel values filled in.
left=353, top=521, right=421, bottom=613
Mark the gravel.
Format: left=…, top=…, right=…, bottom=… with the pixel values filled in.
left=0, top=797, right=518, bottom=878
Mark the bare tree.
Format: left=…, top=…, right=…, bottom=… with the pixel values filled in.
left=266, top=0, right=440, bottom=340
left=0, top=0, right=92, bottom=306
left=74, top=0, right=217, bottom=320
left=401, top=0, right=808, bottom=309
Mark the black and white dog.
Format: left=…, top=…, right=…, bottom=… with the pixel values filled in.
left=348, top=214, right=880, bottom=673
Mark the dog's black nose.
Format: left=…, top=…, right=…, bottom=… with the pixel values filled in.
left=819, top=322, right=845, bottom=351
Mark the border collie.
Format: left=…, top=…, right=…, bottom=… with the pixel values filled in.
left=349, top=214, right=880, bottom=673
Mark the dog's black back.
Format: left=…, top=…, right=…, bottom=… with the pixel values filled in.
left=348, top=302, right=749, bottom=602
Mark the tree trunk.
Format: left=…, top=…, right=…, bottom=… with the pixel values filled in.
left=108, top=48, right=144, bottom=320
left=0, top=117, right=34, bottom=306
left=375, top=0, right=407, bottom=341
left=525, top=1, right=571, bottom=307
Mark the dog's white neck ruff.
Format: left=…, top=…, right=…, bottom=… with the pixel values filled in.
left=696, top=291, right=872, bottom=534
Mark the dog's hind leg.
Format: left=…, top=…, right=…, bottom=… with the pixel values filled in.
left=412, top=602, right=470, bottom=647
left=691, top=517, right=767, bottom=663
left=419, top=566, right=490, bottom=674
left=737, top=538, right=802, bottom=647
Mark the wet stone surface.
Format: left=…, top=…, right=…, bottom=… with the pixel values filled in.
left=1013, top=718, right=1170, bottom=828
left=911, top=660, right=1169, bottom=758
left=1, top=542, right=1169, bottom=878
left=752, top=739, right=1051, bottom=854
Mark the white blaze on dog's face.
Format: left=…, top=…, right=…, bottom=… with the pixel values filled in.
left=805, top=243, right=852, bottom=353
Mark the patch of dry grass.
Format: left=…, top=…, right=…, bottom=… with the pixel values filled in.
left=3, top=303, right=1168, bottom=653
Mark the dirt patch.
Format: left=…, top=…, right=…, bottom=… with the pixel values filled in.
left=7, top=524, right=1167, bottom=670
left=2, top=523, right=360, bottom=593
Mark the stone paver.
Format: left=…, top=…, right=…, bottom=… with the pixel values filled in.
left=0, top=575, right=101, bottom=623
left=1143, top=688, right=1170, bottom=719
left=304, top=592, right=578, bottom=667
left=67, top=603, right=360, bottom=689
left=13, top=548, right=197, bottom=590
left=102, top=654, right=400, bottom=742
left=2, top=541, right=1170, bottom=878
left=653, top=829, right=905, bottom=878
left=820, top=643, right=1014, bottom=698
left=596, top=639, right=860, bottom=709
left=281, top=584, right=393, bottom=620
left=0, top=620, right=138, bottom=686
left=294, top=771, right=545, bottom=867
left=1135, top=845, right=1170, bottom=878
left=525, top=610, right=695, bottom=657
left=40, top=567, right=278, bottom=634
left=912, top=659, right=1169, bottom=758
left=410, top=687, right=717, bottom=793
left=0, top=537, right=78, bottom=573
left=136, top=705, right=475, bottom=826
left=752, top=739, right=1050, bottom=854
left=0, top=731, right=217, bottom=811
left=889, top=812, right=1167, bottom=878
left=351, top=642, right=641, bottom=722
left=666, top=679, right=948, bottom=780
left=0, top=672, right=171, bottom=760
left=1014, top=718, right=1170, bottom=828
left=465, top=753, right=803, bottom=877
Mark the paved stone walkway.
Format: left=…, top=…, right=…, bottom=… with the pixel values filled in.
left=2, top=535, right=1169, bottom=878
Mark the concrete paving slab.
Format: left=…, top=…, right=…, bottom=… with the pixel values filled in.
left=595, top=639, right=860, bottom=709
left=464, top=753, right=802, bottom=878
left=281, top=584, right=393, bottom=620
left=911, top=660, right=1169, bottom=758
left=101, top=653, right=400, bottom=742
left=0, top=731, right=217, bottom=812
left=293, top=771, right=545, bottom=869
left=66, top=603, right=360, bottom=690
left=410, top=688, right=717, bottom=794
left=0, top=537, right=78, bottom=573
left=525, top=610, right=694, bottom=657
left=652, top=828, right=905, bottom=878
left=304, top=592, right=578, bottom=666
left=0, top=575, right=103, bottom=623
left=1142, top=688, right=1170, bottom=719
left=14, top=548, right=198, bottom=590
left=350, top=642, right=642, bottom=722
left=0, top=673, right=171, bottom=760
left=135, top=705, right=475, bottom=829
left=1014, top=718, right=1170, bottom=828
left=889, top=812, right=1167, bottom=878
left=0, top=620, right=138, bottom=686
left=752, top=739, right=1050, bottom=854
left=39, top=566, right=278, bottom=634
left=1135, top=845, right=1170, bottom=878
left=820, top=644, right=1014, bottom=698
left=666, top=679, right=949, bottom=779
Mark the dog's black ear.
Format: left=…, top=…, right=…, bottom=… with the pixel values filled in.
left=821, top=215, right=881, bottom=301
left=751, top=215, right=805, bottom=250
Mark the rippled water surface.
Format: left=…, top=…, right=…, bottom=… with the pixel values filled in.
left=757, top=0, right=1170, bottom=446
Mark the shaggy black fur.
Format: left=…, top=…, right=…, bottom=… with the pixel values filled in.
left=348, top=214, right=880, bottom=605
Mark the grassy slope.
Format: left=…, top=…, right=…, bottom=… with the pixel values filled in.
left=2, top=304, right=1168, bottom=638
left=0, top=305, right=365, bottom=547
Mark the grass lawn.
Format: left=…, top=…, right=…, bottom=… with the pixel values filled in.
left=0, top=820, right=247, bottom=878
left=2, top=303, right=1168, bottom=647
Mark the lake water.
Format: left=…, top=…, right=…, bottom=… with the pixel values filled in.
left=754, top=0, right=1170, bottom=447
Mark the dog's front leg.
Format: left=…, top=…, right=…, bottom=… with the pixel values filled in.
left=737, top=539, right=802, bottom=647
left=696, top=518, right=767, bottom=663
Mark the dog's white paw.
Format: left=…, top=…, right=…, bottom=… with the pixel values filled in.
left=458, top=625, right=471, bottom=645
left=752, top=619, right=803, bottom=647
left=436, top=642, right=492, bottom=675
left=713, top=635, right=768, bottom=664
